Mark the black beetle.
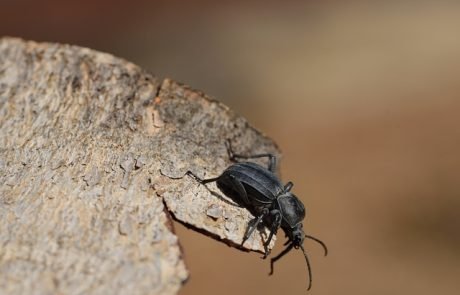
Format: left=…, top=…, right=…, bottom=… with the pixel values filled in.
left=187, top=141, right=328, bottom=290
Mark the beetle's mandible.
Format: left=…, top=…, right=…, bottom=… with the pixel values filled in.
left=187, top=140, right=328, bottom=290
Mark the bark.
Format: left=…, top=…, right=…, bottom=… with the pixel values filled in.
left=0, top=37, right=279, bottom=295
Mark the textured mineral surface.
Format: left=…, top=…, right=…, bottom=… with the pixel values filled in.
left=0, top=37, right=278, bottom=294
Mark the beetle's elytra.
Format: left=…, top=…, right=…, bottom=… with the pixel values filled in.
left=187, top=140, right=327, bottom=290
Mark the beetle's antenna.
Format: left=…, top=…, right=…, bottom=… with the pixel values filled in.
left=305, top=234, right=328, bottom=256
left=300, top=245, right=313, bottom=291
left=269, top=242, right=294, bottom=275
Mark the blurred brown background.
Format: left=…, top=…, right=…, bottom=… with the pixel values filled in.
left=2, top=0, right=460, bottom=294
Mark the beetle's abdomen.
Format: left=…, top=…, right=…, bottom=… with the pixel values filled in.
left=220, top=162, right=284, bottom=204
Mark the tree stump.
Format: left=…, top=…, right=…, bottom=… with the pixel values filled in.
left=0, top=37, right=279, bottom=294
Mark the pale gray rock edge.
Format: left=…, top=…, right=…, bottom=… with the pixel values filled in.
left=0, top=38, right=279, bottom=294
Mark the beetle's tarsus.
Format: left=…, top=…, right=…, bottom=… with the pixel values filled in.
left=186, top=170, right=220, bottom=184
left=226, top=140, right=278, bottom=172
left=262, top=247, right=271, bottom=259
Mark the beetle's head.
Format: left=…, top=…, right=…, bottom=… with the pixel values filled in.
left=291, top=223, right=305, bottom=249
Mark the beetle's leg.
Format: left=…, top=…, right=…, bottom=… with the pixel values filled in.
left=269, top=242, right=295, bottom=275
left=263, top=210, right=282, bottom=258
left=283, top=181, right=293, bottom=192
left=242, top=208, right=269, bottom=246
left=226, top=140, right=278, bottom=173
left=186, top=172, right=243, bottom=207
left=283, top=237, right=292, bottom=246
left=233, top=153, right=277, bottom=173
left=270, top=239, right=315, bottom=291
left=186, top=171, right=220, bottom=184
left=227, top=174, right=250, bottom=205
left=187, top=170, right=249, bottom=204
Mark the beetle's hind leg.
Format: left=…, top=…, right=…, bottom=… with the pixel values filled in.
left=186, top=171, right=220, bottom=184
left=186, top=171, right=243, bottom=207
left=225, top=140, right=278, bottom=173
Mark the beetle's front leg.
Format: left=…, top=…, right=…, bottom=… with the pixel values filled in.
left=263, top=209, right=282, bottom=258
left=241, top=208, right=269, bottom=246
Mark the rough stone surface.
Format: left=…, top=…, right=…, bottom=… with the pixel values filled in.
left=0, top=37, right=279, bottom=294
left=155, top=79, right=279, bottom=251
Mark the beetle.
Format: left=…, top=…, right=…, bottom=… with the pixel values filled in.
left=187, top=140, right=328, bottom=290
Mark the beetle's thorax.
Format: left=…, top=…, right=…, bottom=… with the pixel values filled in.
left=276, top=192, right=306, bottom=229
